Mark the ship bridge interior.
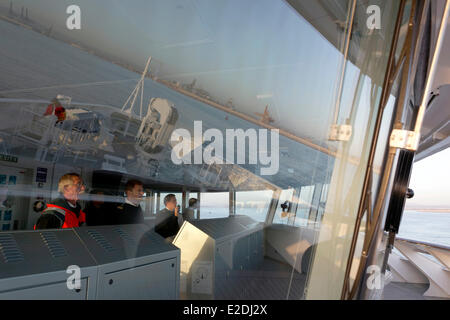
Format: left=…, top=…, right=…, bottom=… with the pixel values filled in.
left=0, top=0, right=449, bottom=300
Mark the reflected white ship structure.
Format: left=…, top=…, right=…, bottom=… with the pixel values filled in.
left=3, top=58, right=180, bottom=178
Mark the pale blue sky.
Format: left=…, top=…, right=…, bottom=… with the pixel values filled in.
left=407, top=148, right=450, bottom=209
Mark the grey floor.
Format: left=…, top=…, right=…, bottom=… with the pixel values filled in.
left=214, top=257, right=449, bottom=300
left=215, top=258, right=306, bottom=300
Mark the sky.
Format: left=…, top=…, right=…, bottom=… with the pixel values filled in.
left=406, top=148, right=450, bottom=209
left=0, top=0, right=344, bottom=141
left=1, top=0, right=448, bottom=209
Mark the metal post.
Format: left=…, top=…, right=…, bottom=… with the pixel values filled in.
left=149, top=190, right=154, bottom=215
left=156, top=192, right=160, bottom=212
left=308, top=183, right=324, bottom=223
left=288, top=188, right=300, bottom=226
left=340, top=0, right=408, bottom=299
left=197, top=192, right=201, bottom=220
left=229, top=189, right=236, bottom=216
left=265, top=189, right=281, bottom=225
left=144, top=189, right=150, bottom=216
left=182, top=189, right=187, bottom=212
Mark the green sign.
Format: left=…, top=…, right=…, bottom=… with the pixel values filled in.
left=0, top=154, right=18, bottom=163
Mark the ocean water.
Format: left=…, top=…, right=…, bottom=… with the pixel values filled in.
left=202, top=208, right=450, bottom=247
left=397, top=211, right=450, bottom=247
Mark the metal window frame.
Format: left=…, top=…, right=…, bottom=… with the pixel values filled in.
left=340, top=0, right=450, bottom=300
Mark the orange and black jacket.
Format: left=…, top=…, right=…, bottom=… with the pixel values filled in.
left=34, top=198, right=86, bottom=229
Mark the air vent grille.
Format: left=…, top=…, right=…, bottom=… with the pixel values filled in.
left=145, top=231, right=163, bottom=243
left=40, top=232, right=67, bottom=258
left=87, top=230, right=115, bottom=252
left=0, top=234, right=24, bottom=263
left=114, top=227, right=136, bottom=244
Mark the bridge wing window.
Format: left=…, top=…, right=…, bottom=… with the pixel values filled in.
left=199, top=192, right=229, bottom=220
left=235, top=190, right=273, bottom=222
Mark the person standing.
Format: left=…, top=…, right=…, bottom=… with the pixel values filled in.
left=155, top=194, right=182, bottom=238
left=115, top=179, right=145, bottom=225
left=84, top=190, right=106, bottom=226
left=35, top=173, right=86, bottom=229
left=183, top=198, right=198, bottom=222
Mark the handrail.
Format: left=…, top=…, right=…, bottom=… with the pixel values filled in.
left=0, top=97, right=120, bottom=110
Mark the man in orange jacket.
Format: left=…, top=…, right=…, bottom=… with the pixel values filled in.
left=35, top=173, right=86, bottom=229
left=44, top=98, right=66, bottom=123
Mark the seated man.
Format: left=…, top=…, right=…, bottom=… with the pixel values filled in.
left=182, top=198, right=198, bottom=222
left=84, top=190, right=106, bottom=226
left=35, top=173, right=86, bottom=229
left=115, top=179, right=145, bottom=225
left=155, top=194, right=182, bottom=239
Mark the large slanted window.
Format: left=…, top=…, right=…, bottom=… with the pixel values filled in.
left=0, top=0, right=405, bottom=301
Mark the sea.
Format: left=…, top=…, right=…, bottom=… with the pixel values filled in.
left=201, top=208, right=450, bottom=247
left=397, top=210, right=450, bottom=247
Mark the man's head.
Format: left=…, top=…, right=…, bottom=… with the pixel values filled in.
left=125, top=179, right=144, bottom=205
left=188, top=198, right=198, bottom=208
left=58, top=173, right=85, bottom=205
left=164, top=194, right=177, bottom=211
left=90, top=190, right=104, bottom=208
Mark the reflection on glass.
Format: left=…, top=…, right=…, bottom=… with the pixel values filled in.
left=0, top=0, right=405, bottom=301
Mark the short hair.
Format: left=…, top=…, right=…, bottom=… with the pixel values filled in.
left=164, top=194, right=176, bottom=205
left=58, top=173, right=81, bottom=193
left=125, top=179, right=143, bottom=192
left=188, top=198, right=197, bottom=207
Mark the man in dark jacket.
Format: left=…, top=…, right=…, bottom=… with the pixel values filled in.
left=84, top=190, right=106, bottom=226
left=155, top=194, right=182, bottom=238
left=115, top=179, right=145, bottom=225
left=182, top=198, right=198, bottom=222
left=35, top=173, right=86, bottom=229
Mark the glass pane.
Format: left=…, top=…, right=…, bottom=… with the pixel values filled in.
left=272, top=188, right=295, bottom=225
left=0, top=0, right=404, bottom=301
left=199, top=192, right=229, bottom=220
left=236, top=190, right=273, bottom=222
left=303, top=0, right=402, bottom=300
left=294, top=185, right=315, bottom=227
